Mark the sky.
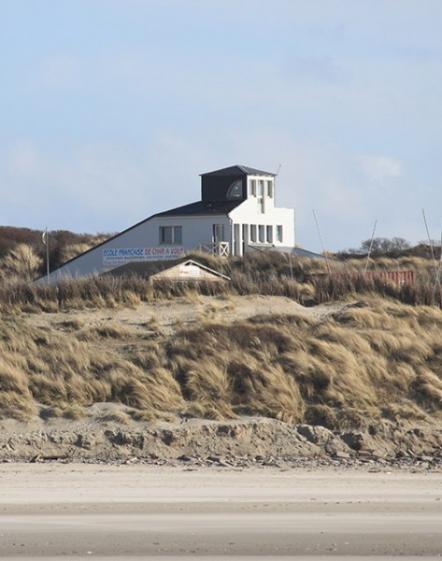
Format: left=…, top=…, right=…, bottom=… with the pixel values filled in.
left=1, top=0, right=442, bottom=251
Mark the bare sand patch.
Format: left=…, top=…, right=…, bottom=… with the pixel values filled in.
left=0, top=465, right=440, bottom=557
left=25, top=294, right=341, bottom=335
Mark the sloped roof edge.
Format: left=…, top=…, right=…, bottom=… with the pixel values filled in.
left=106, top=257, right=231, bottom=281
left=200, top=165, right=276, bottom=177
left=150, top=259, right=231, bottom=281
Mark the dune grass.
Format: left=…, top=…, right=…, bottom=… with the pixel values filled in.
left=0, top=250, right=441, bottom=313
left=0, top=296, right=440, bottom=428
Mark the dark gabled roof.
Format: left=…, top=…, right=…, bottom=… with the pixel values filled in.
left=104, top=258, right=230, bottom=280
left=200, top=165, right=276, bottom=177
left=103, top=257, right=186, bottom=278
left=152, top=200, right=242, bottom=218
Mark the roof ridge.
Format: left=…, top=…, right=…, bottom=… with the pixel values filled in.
left=200, top=165, right=276, bottom=177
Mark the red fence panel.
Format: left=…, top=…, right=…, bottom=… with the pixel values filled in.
left=365, top=270, right=416, bottom=286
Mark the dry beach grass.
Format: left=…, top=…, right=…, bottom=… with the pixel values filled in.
left=0, top=250, right=441, bottom=467
left=0, top=250, right=441, bottom=312
left=0, top=293, right=441, bottom=430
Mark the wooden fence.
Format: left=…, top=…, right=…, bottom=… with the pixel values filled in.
left=363, top=270, right=416, bottom=286
left=308, top=269, right=416, bottom=286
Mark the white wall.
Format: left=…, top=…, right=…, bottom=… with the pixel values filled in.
left=229, top=175, right=295, bottom=256
left=45, top=213, right=232, bottom=282
left=42, top=172, right=295, bottom=280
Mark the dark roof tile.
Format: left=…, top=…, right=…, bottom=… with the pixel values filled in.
left=152, top=200, right=241, bottom=218
left=200, top=165, right=275, bottom=177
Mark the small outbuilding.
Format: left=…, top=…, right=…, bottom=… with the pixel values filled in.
left=107, top=258, right=230, bottom=284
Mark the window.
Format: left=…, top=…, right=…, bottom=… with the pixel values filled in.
left=242, top=224, right=248, bottom=244
left=267, top=180, right=273, bottom=197
left=258, top=225, right=265, bottom=243
left=160, top=226, right=172, bottom=244
left=250, top=179, right=256, bottom=196
left=250, top=225, right=257, bottom=243
left=212, top=224, right=225, bottom=243
left=258, top=196, right=265, bottom=213
left=159, top=225, right=182, bottom=245
left=258, top=180, right=264, bottom=197
left=276, top=225, right=283, bottom=243
left=266, top=225, right=273, bottom=243
left=227, top=180, right=242, bottom=200
left=174, top=225, right=182, bottom=244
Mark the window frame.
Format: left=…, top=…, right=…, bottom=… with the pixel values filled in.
left=159, top=225, right=183, bottom=245
left=173, top=225, right=182, bottom=244
left=276, top=225, right=283, bottom=243
left=227, top=180, right=242, bottom=200
left=250, top=179, right=257, bottom=197
left=250, top=224, right=257, bottom=243
left=266, top=225, right=273, bottom=243
left=258, top=225, right=265, bottom=243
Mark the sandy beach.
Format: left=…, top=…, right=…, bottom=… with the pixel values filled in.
left=0, top=464, right=440, bottom=559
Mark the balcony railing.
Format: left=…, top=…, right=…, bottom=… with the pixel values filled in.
left=198, top=241, right=230, bottom=257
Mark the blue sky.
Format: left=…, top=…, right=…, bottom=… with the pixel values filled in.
left=1, top=0, right=442, bottom=251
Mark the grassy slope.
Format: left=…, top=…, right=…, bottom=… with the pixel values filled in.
left=1, top=249, right=441, bottom=428
left=1, top=251, right=442, bottom=314
left=1, top=295, right=441, bottom=428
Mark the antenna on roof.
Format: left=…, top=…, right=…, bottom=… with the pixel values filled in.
left=276, top=163, right=282, bottom=176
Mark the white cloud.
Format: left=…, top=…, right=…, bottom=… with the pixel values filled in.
left=358, top=155, right=403, bottom=185
left=3, top=0, right=441, bottom=249
left=30, top=55, right=84, bottom=92
left=0, top=134, right=432, bottom=251
left=7, top=141, right=42, bottom=177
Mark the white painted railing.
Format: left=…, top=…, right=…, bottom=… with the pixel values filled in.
left=198, top=242, right=230, bottom=257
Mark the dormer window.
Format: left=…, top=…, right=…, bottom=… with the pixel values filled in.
left=227, top=180, right=242, bottom=200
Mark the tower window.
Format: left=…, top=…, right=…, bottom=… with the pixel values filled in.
left=227, top=180, right=242, bottom=200
left=250, top=225, right=257, bottom=243
left=276, top=225, right=283, bottom=243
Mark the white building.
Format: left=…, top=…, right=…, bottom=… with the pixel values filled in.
left=45, top=165, right=295, bottom=281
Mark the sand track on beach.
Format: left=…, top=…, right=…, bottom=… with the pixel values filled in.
left=0, top=465, right=440, bottom=558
